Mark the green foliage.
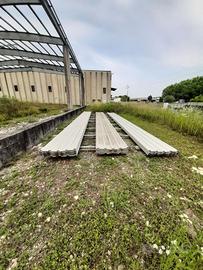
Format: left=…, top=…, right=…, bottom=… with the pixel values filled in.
left=162, top=76, right=203, bottom=102
left=190, top=95, right=203, bottom=102
left=0, top=96, right=66, bottom=124
left=164, top=95, right=175, bottom=103
left=119, top=95, right=130, bottom=102
left=88, top=102, right=203, bottom=139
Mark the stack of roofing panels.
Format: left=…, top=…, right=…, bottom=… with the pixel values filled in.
left=108, top=113, right=178, bottom=156
left=96, top=112, right=128, bottom=155
left=40, top=112, right=91, bottom=157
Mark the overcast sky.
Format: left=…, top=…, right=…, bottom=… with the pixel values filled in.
left=52, top=0, right=203, bottom=98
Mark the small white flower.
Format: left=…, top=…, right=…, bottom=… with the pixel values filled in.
left=104, top=213, right=108, bottom=218
left=45, top=217, right=51, bottom=223
left=167, top=193, right=172, bottom=199
left=107, top=250, right=111, bottom=256
left=146, top=221, right=150, bottom=227
left=69, top=254, right=74, bottom=260
left=38, top=212, right=43, bottom=218
left=74, top=195, right=79, bottom=201
left=1, top=235, right=6, bottom=240
left=110, top=201, right=114, bottom=208
left=161, top=245, right=165, bottom=250
left=130, top=174, right=133, bottom=178
left=159, top=249, right=163, bottom=254
left=166, top=249, right=170, bottom=256
left=171, top=240, right=177, bottom=245
left=152, top=244, right=158, bottom=250
left=92, top=200, right=96, bottom=205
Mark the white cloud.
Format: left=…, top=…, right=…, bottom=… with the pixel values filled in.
left=51, top=0, right=203, bottom=97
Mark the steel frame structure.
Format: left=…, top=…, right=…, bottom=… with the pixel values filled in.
left=0, top=0, right=85, bottom=108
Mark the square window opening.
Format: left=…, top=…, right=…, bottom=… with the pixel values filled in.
left=14, top=85, right=18, bottom=92
left=31, top=85, right=35, bottom=92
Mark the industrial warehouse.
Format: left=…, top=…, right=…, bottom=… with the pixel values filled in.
left=0, top=69, right=112, bottom=105
left=0, top=0, right=112, bottom=107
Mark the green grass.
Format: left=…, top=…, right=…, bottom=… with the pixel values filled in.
left=0, top=111, right=202, bottom=269
left=88, top=102, right=203, bottom=140
left=0, top=96, right=67, bottom=126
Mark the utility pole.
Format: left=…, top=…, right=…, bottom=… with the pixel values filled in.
left=126, top=85, right=129, bottom=102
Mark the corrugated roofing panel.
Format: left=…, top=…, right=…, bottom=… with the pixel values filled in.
left=41, top=111, right=91, bottom=157
left=108, top=113, right=178, bottom=156
left=96, top=112, right=128, bottom=155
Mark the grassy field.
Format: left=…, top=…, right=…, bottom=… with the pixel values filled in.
left=0, top=105, right=202, bottom=269
left=88, top=102, right=203, bottom=140
left=0, top=97, right=67, bottom=126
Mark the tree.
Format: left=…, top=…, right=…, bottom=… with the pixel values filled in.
left=148, top=95, right=153, bottom=102
left=164, top=95, right=175, bottom=103
left=119, top=95, right=130, bottom=102
left=162, top=76, right=203, bottom=102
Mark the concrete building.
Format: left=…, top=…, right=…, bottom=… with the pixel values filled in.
left=0, top=68, right=112, bottom=106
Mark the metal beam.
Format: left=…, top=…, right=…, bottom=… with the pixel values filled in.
left=0, top=0, right=40, bottom=5
left=0, top=48, right=64, bottom=62
left=0, top=59, right=63, bottom=70
left=0, top=31, right=63, bottom=45
left=0, top=59, right=80, bottom=74
left=39, top=0, right=82, bottom=72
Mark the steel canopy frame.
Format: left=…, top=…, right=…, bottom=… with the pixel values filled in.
left=0, top=0, right=85, bottom=108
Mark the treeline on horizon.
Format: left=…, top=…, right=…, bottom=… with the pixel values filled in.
left=162, top=76, right=203, bottom=102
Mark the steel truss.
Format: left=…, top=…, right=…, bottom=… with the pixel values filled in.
left=0, top=0, right=84, bottom=108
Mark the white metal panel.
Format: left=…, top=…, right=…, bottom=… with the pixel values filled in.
left=108, top=113, right=178, bottom=156
left=41, top=112, right=91, bottom=157
left=96, top=112, right=128, bottom=155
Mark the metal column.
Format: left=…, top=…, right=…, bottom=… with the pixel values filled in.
left=63, top=45, right=72, bottom=109
left=79, top=71, right=85, bottom=106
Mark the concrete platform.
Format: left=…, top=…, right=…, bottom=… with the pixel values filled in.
left=108, top=113, right=178, bottom=156
left=96, top=112, right=128, bottom=155
left=41, top=111, right=91, bottom=157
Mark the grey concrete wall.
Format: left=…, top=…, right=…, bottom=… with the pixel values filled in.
left=83, top=70, right=112, bottom=105
left=0, top=69, right=112, bottom=105
left=0, top=107, right=85, bottom=168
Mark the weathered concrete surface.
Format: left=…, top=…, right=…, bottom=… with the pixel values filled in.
left=0, top=107, right=85, bottom=168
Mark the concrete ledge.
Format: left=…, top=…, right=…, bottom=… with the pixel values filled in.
left=0, top=107, right=85, bottom=168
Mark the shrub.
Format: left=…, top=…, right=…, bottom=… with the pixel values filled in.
left=190, top=95, right=203, bottom=102
left=164, top=95, right=175, bottom=103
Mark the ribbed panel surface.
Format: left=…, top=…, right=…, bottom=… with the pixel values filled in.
left=108, top=113, right=178, bottom=156
left=96, top=112, right=128, bottom=155
left=41, top=112, right=91, bottom=157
